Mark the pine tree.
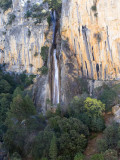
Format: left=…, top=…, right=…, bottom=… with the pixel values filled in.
left=49, top=135, right=57, bottom=160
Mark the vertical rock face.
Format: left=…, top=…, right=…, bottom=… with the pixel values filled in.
left=0, top=0, right=48, bottom=74
left=61, top=0, right=120, bottom=80
left=1, top=0, right=120, bottom=110
left=0, top=0, right=53, bottom=112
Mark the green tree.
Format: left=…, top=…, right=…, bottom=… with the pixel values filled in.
left=48, top=117, right=88, bottom=160
left=59, top=131, right=86, bottom=159
left=49, top=135, right=57, bottom=160
left=0, top=79, right=11, bottom=93
left=84, top=97, right=105, bottom=117
left=0, top=93, right=12, bottom=140
left=98, top=88, right=117, bottom=111
left=12, top=87, right=22, bottom=98
left=68, top=94, right=88, bottom=118
left=7, top=94, right=36, bottom=122
left=4, top=95, right=37, bottom=154
left=32, top=131, right=53, bottom=159
left=97, top=123, right=120, bottom=152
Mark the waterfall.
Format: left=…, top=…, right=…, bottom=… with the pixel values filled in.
left=51, top=10, right=60, bottom=105
left=53, top=49, right=60, bottom=104
left=52, top=10, right=57, bottom=44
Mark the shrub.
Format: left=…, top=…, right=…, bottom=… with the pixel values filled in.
left=74, top=152, right=85, bottom=160
left=90, top=154, right=104, bottom=160
left=98, top=88, right=117, bottom=111
left=34, top=52, right=39, bottom=57
left=41, top=46, right=49, bottom=63
left=47, top=15, right=51, bottom=27
left=91, top=5, right=97, bottom=12
left=97, top=123, right=120, bottom=152
left=24, top=10, right=32, bottom=18
left=37, top=66, right=48, bottom=75
left=7, top=13, right=16, bottom=25
left=94, top=33, right=101, bottom=43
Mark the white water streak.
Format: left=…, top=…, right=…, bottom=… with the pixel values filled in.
left=51, top=10, right=60, bottom=105
left=53, top=49, right=59, bottom=104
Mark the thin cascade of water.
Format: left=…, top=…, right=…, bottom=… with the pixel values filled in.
left=51, top=10, right=60, bottom=105
left=53, top=49, right=59, bottom=104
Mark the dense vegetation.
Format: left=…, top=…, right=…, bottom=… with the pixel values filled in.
left=0, top=66, right=120, bottom=160
left=0, top=69, right=35, bottom=142
left=0, top=68, right=106, bottom=160
left=44, top=0, right=62, bottom=12
left=0, top=67, right=119, bottom=160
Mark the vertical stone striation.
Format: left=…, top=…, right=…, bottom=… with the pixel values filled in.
left=0, top=0, right=48, bottom=74
left=61, top=0, right=120, bottom=80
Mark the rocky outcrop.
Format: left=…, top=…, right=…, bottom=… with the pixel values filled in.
left=112, top=105, right=120, bottom=123
left=0, top=0, right=48, bottom=74
left=61, top=0, right=120, bottom=80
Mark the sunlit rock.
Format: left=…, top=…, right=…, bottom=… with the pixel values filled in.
left=112, top=104, right=120, bottom=123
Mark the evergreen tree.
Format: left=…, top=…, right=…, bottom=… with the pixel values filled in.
left=49, top=134, right=57, bottom=160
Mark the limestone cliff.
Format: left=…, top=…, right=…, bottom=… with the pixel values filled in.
left=61, top=0, right=120, bottom=80
left=1, top=0, right=120, bottom=110
left=0, top=0, right=49, bottom=74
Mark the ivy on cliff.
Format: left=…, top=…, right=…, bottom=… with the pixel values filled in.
left=37, top=46, right=49, bottom=75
